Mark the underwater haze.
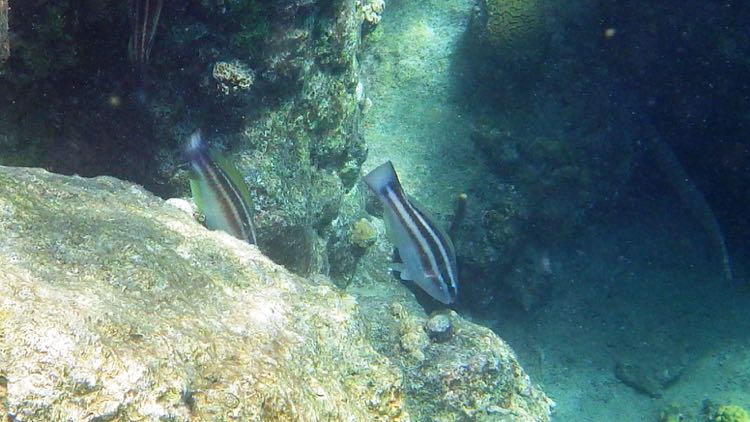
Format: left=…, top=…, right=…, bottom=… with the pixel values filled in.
left=1, top=0, right=749, bottom=421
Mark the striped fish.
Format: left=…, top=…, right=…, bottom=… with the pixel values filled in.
left=184, top=131, right=257, bottom=245
left=363, top=161, right=459, bottom=304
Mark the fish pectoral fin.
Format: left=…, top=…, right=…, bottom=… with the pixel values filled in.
left=399, top=269, right=413, bottom=281
left=389, top=263, right=413, bottom=281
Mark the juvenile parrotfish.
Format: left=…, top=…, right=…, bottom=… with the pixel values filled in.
left=184, top=131, right=257, bottom=244
left=363, top=161, right=459, bottom=304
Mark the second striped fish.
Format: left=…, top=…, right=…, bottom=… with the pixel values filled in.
left=184, top=131, right=257, bottom=245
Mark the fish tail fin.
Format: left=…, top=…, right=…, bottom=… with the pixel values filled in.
left=363, top=161, right=399, bottom=195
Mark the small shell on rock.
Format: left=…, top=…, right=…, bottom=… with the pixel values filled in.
left=425, top=312, right=453, bottom=343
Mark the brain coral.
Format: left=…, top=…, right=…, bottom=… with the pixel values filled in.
left=482, top=0, right=544, bottom=49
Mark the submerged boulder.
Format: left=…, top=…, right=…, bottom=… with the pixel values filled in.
left=0, top=166, right=552, bottom=421
left=348, top=217, right=555, bottom=422
left=0, top=166, right=402, bottom=421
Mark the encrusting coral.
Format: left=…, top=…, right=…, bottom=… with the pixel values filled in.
left=212, top=60, right=256, bottom=96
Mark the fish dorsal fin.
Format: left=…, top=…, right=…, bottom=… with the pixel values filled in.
left=212, top=152, right=255, bottom=210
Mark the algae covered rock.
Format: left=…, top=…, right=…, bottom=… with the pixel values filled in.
left=0, top=165, right=553, bottom=421
left=0, top=166, right=403, bottom=421
left=202, top=0, right=368, bottom=275
left=350, top=286, right=554, bottom=422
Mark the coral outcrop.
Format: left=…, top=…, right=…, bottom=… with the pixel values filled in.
left=0, top=165, right=553, bottom=421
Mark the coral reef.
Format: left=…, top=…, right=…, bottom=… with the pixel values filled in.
left=659, top=404, right=689, bottom=422
left=458, top=0, right=638, bottom=249
left=209, top=0, right=368, bottom=274
left=346, top=188, right=553, bottom=419
left=326, top=183, right=373, bottom=287
left=0, top=165, right=552, bottom=421
left=0, top=166, right=403, bottom=420
left=454, top=187, right=529, bottom=313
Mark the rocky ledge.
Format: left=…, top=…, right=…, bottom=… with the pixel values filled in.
left=0, top=166, right=552, bottom=421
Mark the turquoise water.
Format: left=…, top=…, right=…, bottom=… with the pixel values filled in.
left=1, top=0, right=748, bottom=420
